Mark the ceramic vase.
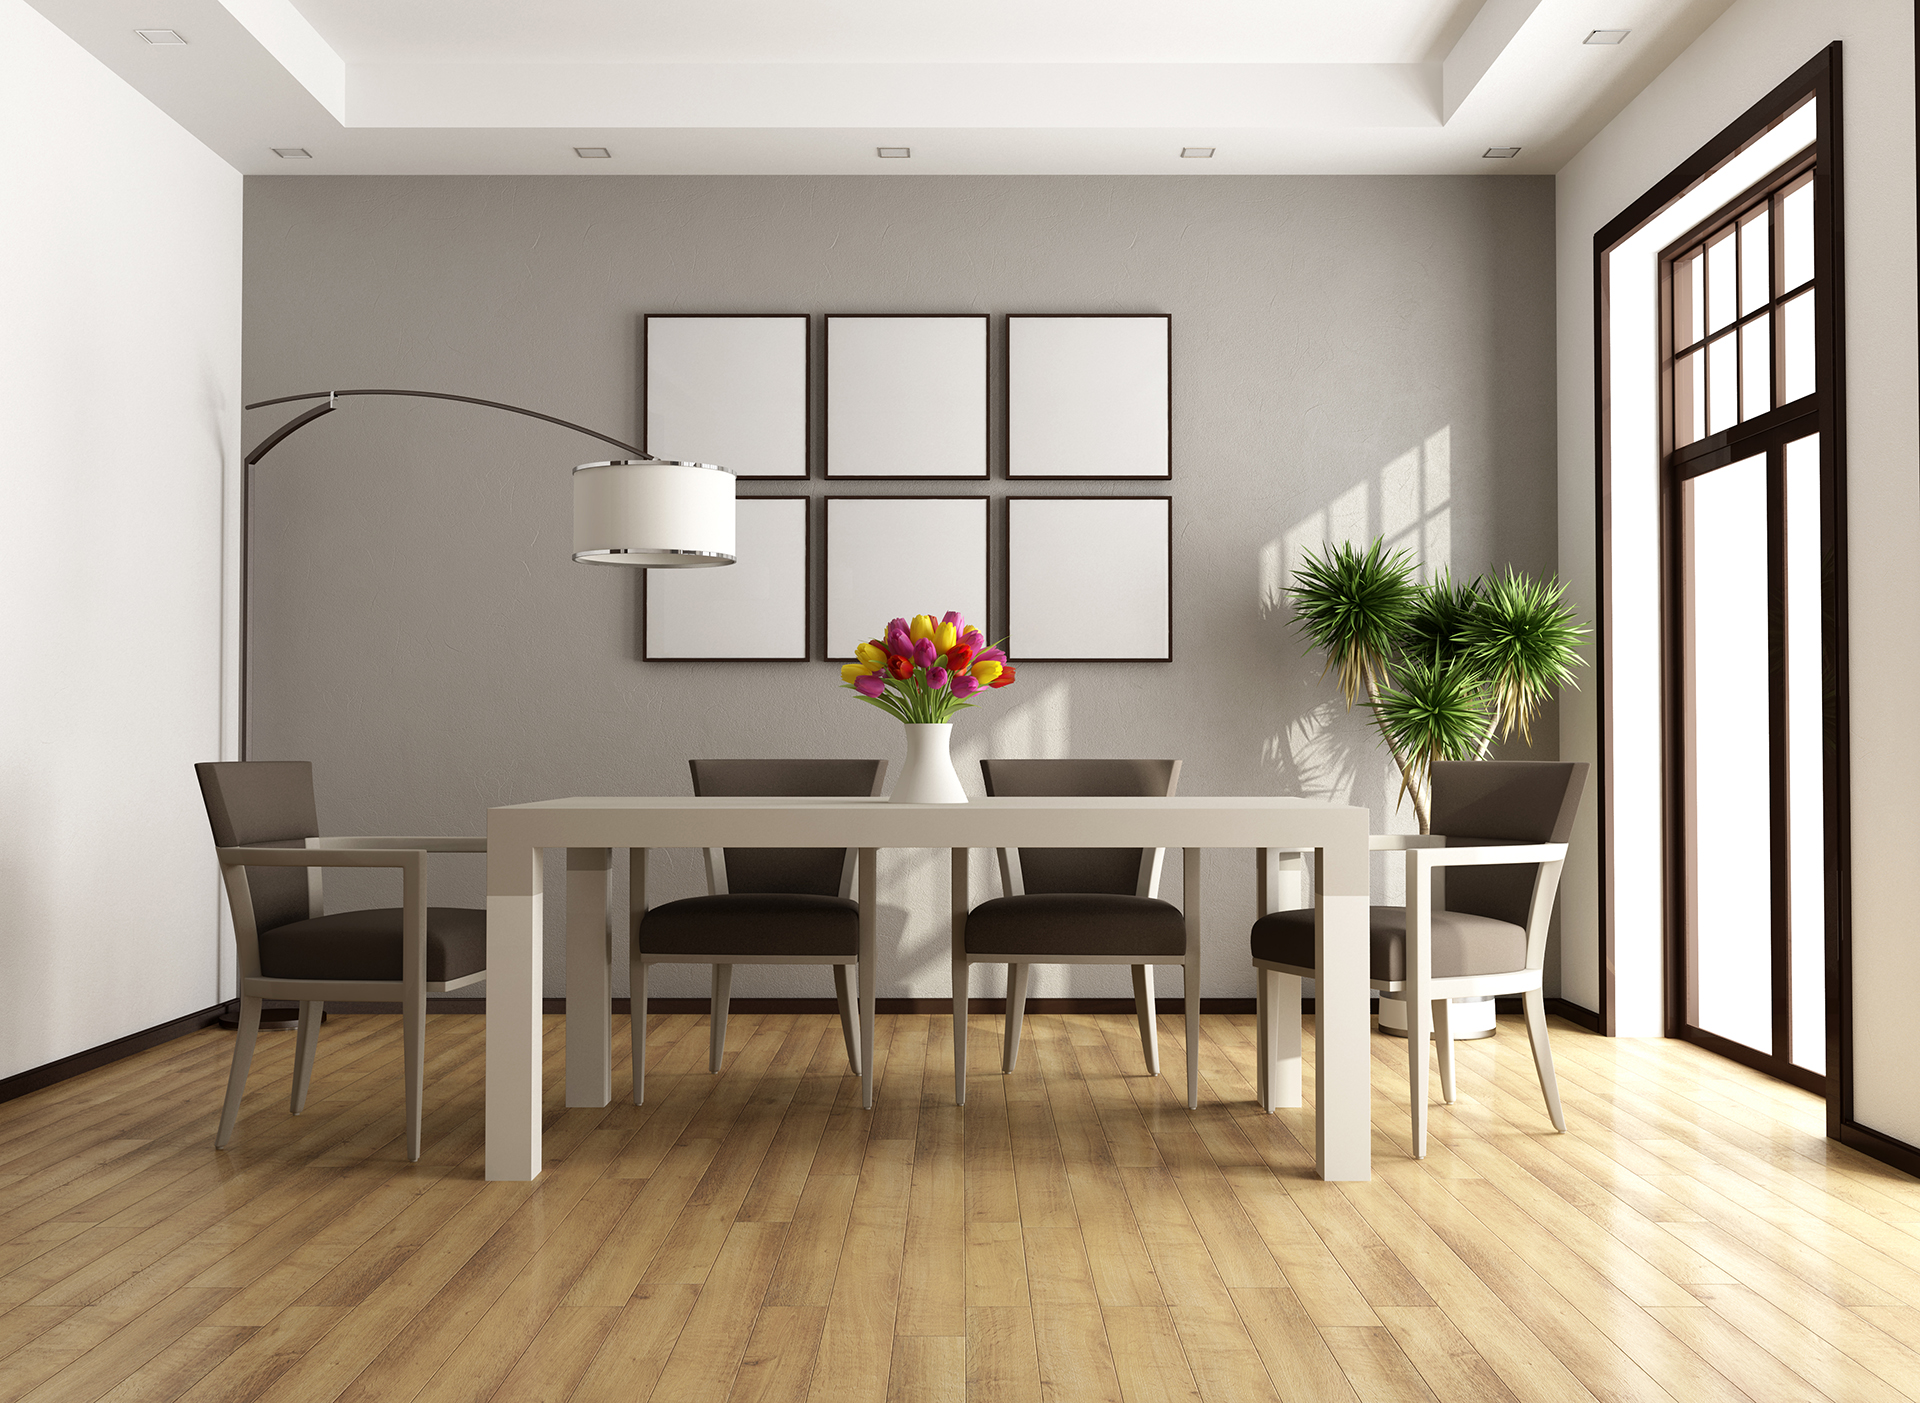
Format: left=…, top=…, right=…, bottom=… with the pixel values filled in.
left=891, top=723, right=968, bottom=804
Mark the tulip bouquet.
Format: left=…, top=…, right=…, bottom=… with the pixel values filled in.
left=840, top=612, right=1016, bottom=723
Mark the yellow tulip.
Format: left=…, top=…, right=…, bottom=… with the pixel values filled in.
left=909, top=614, right=936, bottom=642
left=854, top=641, right=887, bottom=667
left=841, top=662, right=876, bottom=684
left=971, top=659, right=1003, bottom=684
left=934, top=621, right=958, bottom=652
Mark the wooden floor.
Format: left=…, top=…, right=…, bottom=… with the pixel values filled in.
left=3, top=1012, right=1920, bottom=1403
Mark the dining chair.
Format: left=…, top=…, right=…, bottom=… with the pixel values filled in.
left=953, top=758, right=1198, bottom=1106
left=1249, top=760, right=1587, bottom=1158
left=630, top=757, right=887, bottom=1104
left=194, top=761, right=487, bottom=1162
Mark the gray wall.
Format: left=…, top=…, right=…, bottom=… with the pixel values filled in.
left=242, top=173, right=1557, bottom=1001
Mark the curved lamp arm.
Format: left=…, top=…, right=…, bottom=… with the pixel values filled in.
left=243, top=388, right=650, bottom=465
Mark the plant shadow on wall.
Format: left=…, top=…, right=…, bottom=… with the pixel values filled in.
left=1288, top=539, right=1588, bottom=834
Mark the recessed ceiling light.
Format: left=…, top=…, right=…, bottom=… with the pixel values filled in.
left=1584, top=29, right=1630, bottom=44
left=135, top=29, right=186, bottom=44
left=1181, top=147, right=1215, bottom=159
left=273, top=148, right=311, bottom=159
left=1483, top=147, right=1522, bottom=159
left=574, top=147, right=612, bottom=159
left=877, top=147, right=911, bottom=159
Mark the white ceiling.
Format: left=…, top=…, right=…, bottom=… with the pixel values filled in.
left=29, top=0, right=1736, bottom=176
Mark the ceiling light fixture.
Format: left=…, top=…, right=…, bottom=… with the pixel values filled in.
left=877, top=147, right=911, bottom=159
left=1181, top=147, right=1215, bottom=159
left=574, top=147, right=612, bottom=159
left=135, top=29, right=186, bottom=44
left=1584, top=29, right=1630, bottom=44
left=273, top=148, right=311, bottom=159
left=1483, top=147, right=1522, bottom=159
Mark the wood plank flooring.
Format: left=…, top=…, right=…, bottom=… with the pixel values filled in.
left=3, top=1010, right=1918, bottom=1402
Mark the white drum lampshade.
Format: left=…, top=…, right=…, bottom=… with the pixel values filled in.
left=572, top=458, right=736, bottom=567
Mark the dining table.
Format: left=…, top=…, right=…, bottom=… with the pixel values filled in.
left=484, top=793, right=1372, bottom=1182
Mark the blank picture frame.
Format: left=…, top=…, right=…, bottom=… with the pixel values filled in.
left=824, top=497, right=988, bottom=660
left=644, top=497, right=809, bottom=660
left=826, top=315, right=988, bottom=479
left=1007, top=497, right=1171, bottom=661
left=644, top=314, right=808, bottom=479
left=1008, top=314, right=1171, bottom=479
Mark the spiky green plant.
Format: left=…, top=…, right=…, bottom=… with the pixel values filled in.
left=1288, top=539, right=1588, bottom=832
left=1462, top=568, right=1588, bottom=747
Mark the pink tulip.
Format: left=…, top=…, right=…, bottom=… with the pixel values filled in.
left=853, top=673, right=887, bottom=697
left=975, top=646, right=1007, bottom=665
left=960, top=628, right=985, bottom=652
left=912, top=638, right=938, bottom=669
left=927, top=666, right=950, bottom=690
left=950, top=675, right=982, bottom=698
left=942, top=611, right=966, bottom=629
left=886, top=625, right=913, bottom=656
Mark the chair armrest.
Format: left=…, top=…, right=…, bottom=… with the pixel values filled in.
left=1412, top=842, right=1568, bottom=869
left=1370, top=834, right=1448, bottom=851
left=308, top=836, right=487, bottom=853
left=217, top=845, right=427, bottom=876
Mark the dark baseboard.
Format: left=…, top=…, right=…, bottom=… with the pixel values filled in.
left=0, top=1003, right=231, bottom=1107
left=1545, top=997, right=1604, bottom=1032
left=1838, top=1120, right=1920, bottom=1181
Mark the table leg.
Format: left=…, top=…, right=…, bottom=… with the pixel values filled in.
left=951, top=847, right=969, bottom=1106
left=565, top=848, right=612, bottom=1108
left=486, top=839, right=544, bottom=1181
left=1182, top=847, right=1202, bottom=1110
left=1315, top=817, right=1371, bottom=1181
left=859, top=848, right=878, bottom=1110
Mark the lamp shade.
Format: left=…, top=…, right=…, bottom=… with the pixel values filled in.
left=572, top=459, right=736, bottom=567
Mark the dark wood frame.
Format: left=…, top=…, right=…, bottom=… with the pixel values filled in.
left=821, top=495, right=991, bottom=661
left=641, top=313, right=811, bottom=481
left=1595, top=45, right=1885, bottom=1165
left=1003, top=495, right=1173, bottom=662
left=823, top=314, right=991, bottom=481
left=641, top=495, right=813, bottom=662
left=1004, top=313, right=1173, bottom=481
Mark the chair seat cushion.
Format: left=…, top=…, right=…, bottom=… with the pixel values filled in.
left=637, top=893, right=859, bottom=957
left=1250, top=906, right=1526, bottom=982
left=257, top=907, right=487, bottom=983
left=965, top=893, right=1186, bottom=957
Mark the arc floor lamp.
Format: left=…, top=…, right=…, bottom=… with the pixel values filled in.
left=240, top=387, right=736, bottom=755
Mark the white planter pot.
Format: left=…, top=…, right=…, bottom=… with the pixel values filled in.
left=890, top=723, right=968, bottom=804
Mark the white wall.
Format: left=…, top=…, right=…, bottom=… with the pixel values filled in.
left=0, top=0, right=242, bottom=1078
left=1556, top=1, right=1920, bottom=1141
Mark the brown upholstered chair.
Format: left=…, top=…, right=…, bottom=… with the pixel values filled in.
left=631, top=758, right=887, bottom=1105
left=194, top=761, right=487, bottom=1162
left=953, top=758, right=1198, bottom=1106
left=1250, top=760, right=1588, bottom=1158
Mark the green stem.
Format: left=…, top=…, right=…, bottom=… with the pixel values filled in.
left=1364, top=657, right=1431, bottom=834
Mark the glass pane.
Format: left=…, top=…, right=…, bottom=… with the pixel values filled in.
left=1740, top=315, right=1771, bottom=421
left=1689, top=454, right=1773, bottom=1056
left=1783, top=289, right=1815, bottom=401
left=1673, top=248, right=1704, bottom=349
left=1675, top=349, right=1704, bottom=447
left=1740, top=208, right=1770, bottom=315
left=1707, top=227, right=1737, bottom=333
left=1707, top=332, right=1738, bottom=436
left=1786, top=435, right=1826, bottom=1074
left=1782, top=176, right=1814, bottom=291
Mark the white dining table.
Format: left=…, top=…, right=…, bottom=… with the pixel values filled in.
left=484, top=794, right=1372, bottom=1182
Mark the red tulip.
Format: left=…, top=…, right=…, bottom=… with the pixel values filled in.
left=945, top=642, right=976, bottom=672
left=887, top=654, right=913, bottom=680
left=988, top=664, right=1016, bottom=688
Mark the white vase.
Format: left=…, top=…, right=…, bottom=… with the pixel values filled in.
left=891, top=723, right=968, bottom=804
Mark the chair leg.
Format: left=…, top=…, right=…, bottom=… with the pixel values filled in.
left=1256, top=969, right=1270, bottom=1111
left=402, top=985, right=425, bottom=1163
left=834, top=963, right=862, bottom=1076
left=1003, top=964, right=1030, bottom=1073
left=215, top=996, right=262, bottom=1149
left=1405, top=996, right=1431, bottom=1159
left=709, top=964, right=733, bottom=1073
left=289, top=1001, right=323, bottom=1114
left=1184, top=960, right=1200, bottom=1110
left=1524, top=990, right=1567, bottom=1132
left=631, top=960, right=649, bottom=1105
left=1131, top=964, right=1160, bottom=1076
left=1434, top=998, right=1457, bottom=1105
left=952, top=957, right=969, bottom=1106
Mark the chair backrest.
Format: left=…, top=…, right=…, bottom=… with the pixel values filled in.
left=194, top=761, right=319, bottom=936
left=979, top=758, right=1182, bottom=897
left=1430, top=761, right=1588, bottom=941
left=689, top=759, right=888, bottom=897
